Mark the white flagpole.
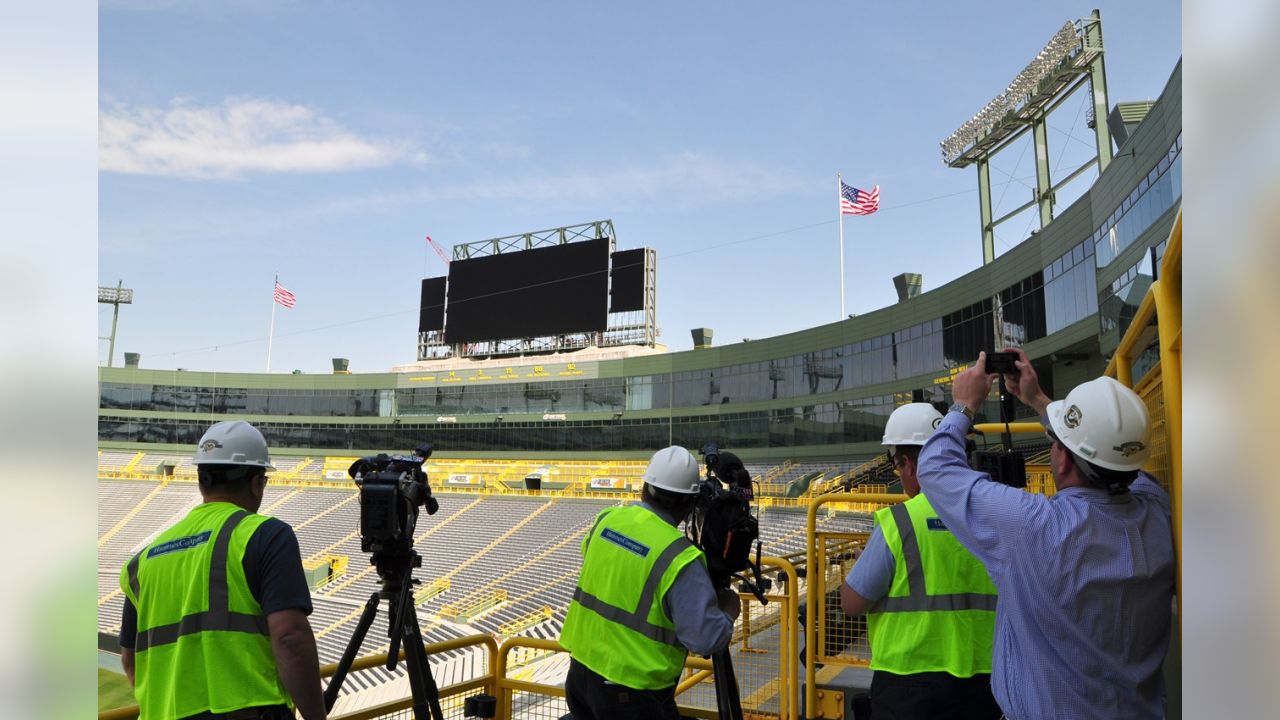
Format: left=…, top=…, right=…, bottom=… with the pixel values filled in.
left=838, top=173, right=846, bottom=320
left=267, top=274, right=277, bottom=372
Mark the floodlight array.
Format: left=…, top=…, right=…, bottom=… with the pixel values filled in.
left=941, top=22, right=1083, bottom=165
left=98, top=286, right=134, bottom=304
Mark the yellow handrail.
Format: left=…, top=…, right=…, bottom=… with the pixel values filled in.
left=1105, top=209, right=1182, bottom=632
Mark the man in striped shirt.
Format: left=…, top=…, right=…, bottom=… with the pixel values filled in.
left=918, top=350, right=1175, bottom=719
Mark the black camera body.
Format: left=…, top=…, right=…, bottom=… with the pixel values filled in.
left=984, top=350, right=1020, bottom=376
left=693, top=443, right=769, bottom=601
left=349, top=445, right=439, bottom=554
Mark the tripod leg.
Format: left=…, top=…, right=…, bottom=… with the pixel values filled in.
left=401, top=603, right=446, bottom=720
left=712, top=649, right=745, bottom=720
left=323, top=592, right=381, bottom=711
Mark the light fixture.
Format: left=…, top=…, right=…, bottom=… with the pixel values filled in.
left=941, top=21, right=1082, bottom=165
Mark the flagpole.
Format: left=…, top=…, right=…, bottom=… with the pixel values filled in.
left=267, top=274, right=277, bottom=373
left=838, top=173, right=846, bottom=320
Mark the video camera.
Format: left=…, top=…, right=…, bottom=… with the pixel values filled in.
left=691, top=443, right=770, bottom=603
left=349, top=443, right=440, bottom=554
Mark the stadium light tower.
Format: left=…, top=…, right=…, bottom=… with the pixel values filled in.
left=941, top=11, right=1112, bottom=264
left=98, top=281, right=134, bottom=367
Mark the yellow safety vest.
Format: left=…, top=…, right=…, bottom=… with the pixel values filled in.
left=120, top=502, right=290, bottom=719
left=866, top=494, right=997, bottom=677
left=561, top=504, right=705, bottom=689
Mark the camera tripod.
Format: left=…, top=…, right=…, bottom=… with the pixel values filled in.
left=323, top=546, right=444, bottom=720
left=711, top=647, right=744, bottom=720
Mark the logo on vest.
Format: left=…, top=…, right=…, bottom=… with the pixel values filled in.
left=147, top=530, right=213, bottom=558
left=600, top=528, right=650, bottom=557
left=926, top=518, right=948, bottom=531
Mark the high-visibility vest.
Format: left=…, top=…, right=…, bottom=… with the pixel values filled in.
left=866, top=494, right=998, bottom=677
left=561, top=504, right=706, bottom=690
left=120, top=502, right=290, bottom=719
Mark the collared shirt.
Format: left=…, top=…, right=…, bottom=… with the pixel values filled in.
left=917, top=412, right=1175, bottom=720
left=845, top=525, right=895, bottom=601
left=634, top=501, right=735, bottom=657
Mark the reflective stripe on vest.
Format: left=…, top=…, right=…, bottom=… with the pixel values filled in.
left=570, top=536, right=692, bottom=648
left=866, top=495, right=997, bottom=678
left=125, top=511, right=270, bottom=651
left=870, top=504, right=997, bottom=614
left=121, top=503, right=290, bottom=718
left=124, top=509, right=270, bottom=650
left=561, top=505, right=705, bottom=690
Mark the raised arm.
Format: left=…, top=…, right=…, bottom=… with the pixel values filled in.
left=917, top=353, right=1047, bottom=566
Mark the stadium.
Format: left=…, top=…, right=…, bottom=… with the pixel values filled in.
left=98, top=15, right=1183, bottom=720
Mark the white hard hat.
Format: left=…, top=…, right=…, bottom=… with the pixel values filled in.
left=882, top=403, right=945, bottom=448
left=1046, top=376, right=1151, bottom=472
left=193, top=420, right=275, bottom=471
left=643, top=446, right=701, bottom=495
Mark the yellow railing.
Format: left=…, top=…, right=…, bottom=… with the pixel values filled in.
left=1105, top=209, right=1182, bottom=630
left=496, top=606, right=552, bottom=636
left=441, top=588, right=508, bottom=623
left=804, top=492, right=904, bottom=716
left=414, top=577, right=451, bottom=604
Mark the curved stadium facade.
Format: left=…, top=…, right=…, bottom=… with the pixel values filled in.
left=98, top=63, right=1182, bottom=464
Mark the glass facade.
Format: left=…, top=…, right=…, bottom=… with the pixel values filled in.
left=1094, top=134, right=1182, bottom=268
left=100, top=383, right=385, bottom=417
left=100, top=391, right=1009, bottom=453
left=1044, top=239, right=1099, bottom=335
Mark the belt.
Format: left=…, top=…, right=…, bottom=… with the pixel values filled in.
left=180, top=705, right=292, bottom=720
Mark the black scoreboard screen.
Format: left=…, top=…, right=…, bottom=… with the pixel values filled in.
left=610, top=248, right=646, bottom=312
left=444, top=238, right=610, bottom=343
left=418, top=276, right=447, bottom=332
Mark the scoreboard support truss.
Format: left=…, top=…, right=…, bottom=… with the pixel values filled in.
left=417, top=220, right=658, bottom=361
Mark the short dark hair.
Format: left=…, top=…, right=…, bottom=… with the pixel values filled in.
left=891, top=445, right=922, bottom=464
left=642, top=483, right=698, bottom=516
left=1051, top=439, right=1139, bottom=494
left=197, top=464, right=264, bottom=492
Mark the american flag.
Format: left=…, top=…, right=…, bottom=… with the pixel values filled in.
left=840, top=182, right=880, bottom=216
left=273, top=281, right=296, bottom=309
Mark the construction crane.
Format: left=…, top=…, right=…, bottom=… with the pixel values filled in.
left=425, top=235, right=450, bottom=266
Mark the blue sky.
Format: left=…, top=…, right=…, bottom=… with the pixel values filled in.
left=98, top=1, right=1181, bottom=373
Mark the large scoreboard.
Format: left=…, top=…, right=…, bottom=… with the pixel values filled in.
left=443, top=238, right=611, bottom=344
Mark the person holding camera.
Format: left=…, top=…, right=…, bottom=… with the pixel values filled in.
left=560, top=445, right=741, bottom=720
left=839, top=403, right=1001, bottom=720
left=918, top=350, right=1175, bottom=720
left=118, top=421, right=326, bottom=720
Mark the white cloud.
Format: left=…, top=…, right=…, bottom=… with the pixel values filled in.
left=99, top=97, right=424, bottom=179
left=315, top=152, right=808, bottom=215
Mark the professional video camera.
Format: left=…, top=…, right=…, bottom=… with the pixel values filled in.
left=691, top=442, right=770, bottom=601
left=691, top=443, right=770, bottom=720
left=326, top=443, right=445, bottom=720
left=349, top=443, right=440, bottom=553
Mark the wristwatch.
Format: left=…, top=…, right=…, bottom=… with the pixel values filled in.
left=949, top=401, right=975, bottom=423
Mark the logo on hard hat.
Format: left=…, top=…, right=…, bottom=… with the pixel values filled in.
left=1113, top=441, right=1146, bottom=457
left=1064, top=405, right=1082, bottom=428
left=200, top=439, right=223, bottom=452
left=931, top=417, right=943, bottom=429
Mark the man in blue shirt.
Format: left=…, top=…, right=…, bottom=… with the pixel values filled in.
left=919, top=349, right=1175, bottom=720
